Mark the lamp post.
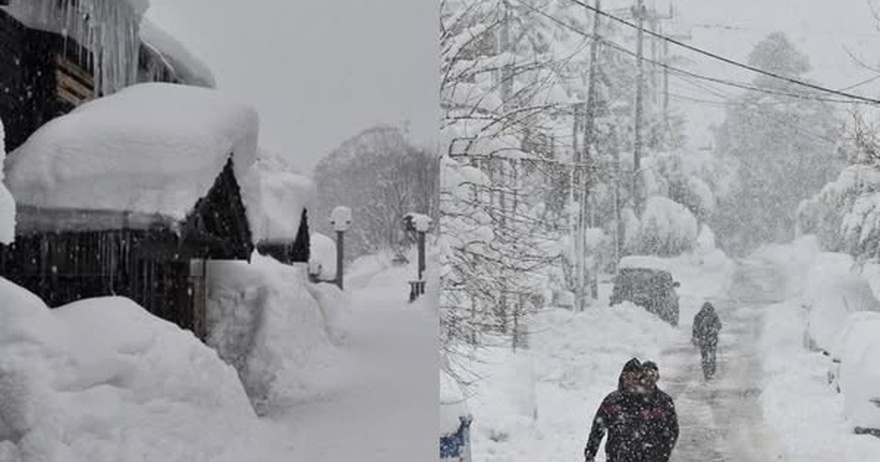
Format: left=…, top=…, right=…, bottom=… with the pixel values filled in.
left=329, top=206, right=352, bottom=290
left=404, top=213, right=431, bottom=301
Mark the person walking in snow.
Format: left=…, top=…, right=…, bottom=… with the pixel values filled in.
left=584, top=358, right=648, bottom=462
left=692, top=302, right=723, bottom=380
left=638, top=361, right=679, bottom=462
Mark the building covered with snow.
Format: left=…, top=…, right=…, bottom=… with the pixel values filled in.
left=0, top=1, right=316, bottom=341
left=0, top=0, right=216, bottom=152
left=0, top=83, right=263, bottom=338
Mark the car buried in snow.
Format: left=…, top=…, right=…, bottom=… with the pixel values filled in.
left=609, top=267, right=680, bottom=326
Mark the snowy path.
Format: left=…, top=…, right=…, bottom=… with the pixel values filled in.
left=265, top=269, right=435, bottom=461
left=665, top=261, right=787, bottom=462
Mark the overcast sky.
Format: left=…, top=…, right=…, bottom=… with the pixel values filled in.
left=649, top=0, right=880, bottom=148
left=145, top=0, right=438, bottom=174
left=144, top=0, right=880, bottom=168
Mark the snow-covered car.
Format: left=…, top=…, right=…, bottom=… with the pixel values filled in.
left=441, top=369, right=473, bottom=462
left=827, top=312, right=880, bottom=393
left=802, top=267, right=880, bottom=354
left=610, top=267, right=680, bottom=326
left=840, top=332, right=880, bottom=435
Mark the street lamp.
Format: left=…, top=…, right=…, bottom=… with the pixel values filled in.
left=404, top=212, right=432, bottom=301
left=330, top=206, right=352, bottom=290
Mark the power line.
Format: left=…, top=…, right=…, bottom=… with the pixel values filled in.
left=510, top=0, right=871, bottom=105
left=563, top=0, right=880, bottom=105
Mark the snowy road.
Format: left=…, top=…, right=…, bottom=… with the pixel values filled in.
left=665, top=261, right=787, bottom=462
left=265, top=270, right=436, bottom=462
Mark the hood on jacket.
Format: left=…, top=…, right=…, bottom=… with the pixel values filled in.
left=617, top=357, right=642, bottom=391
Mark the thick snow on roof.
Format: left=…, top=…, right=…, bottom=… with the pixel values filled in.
left=6, top=82, right=259, bottom=221
left=240, top=157, right=315, bottom=243
left=0, top=120, right=15, bottom=244
left=2, top=0, right=149, bottom=95
left=140, top=18, right=217, bottom=88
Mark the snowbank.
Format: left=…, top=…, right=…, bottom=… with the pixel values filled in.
left=800, top=253, right=880, bottom=352
left=756, top=245, right=880, bottom=353
left=6, top=83, right=258, bottom=221
left=0, top=278, right=279, bottom=462
left=761, top=301, right=880, bottom=460
left=240, top=157, right=315, bottom=244
left=832, top=312, right=880, bottom=429
left=205, top=255, right=348, bottom=414
left=308, top=232, right=337, bottom=281
left=0, top=120, right=15, bottom=243
left=140, top=18, right=216, bottom=88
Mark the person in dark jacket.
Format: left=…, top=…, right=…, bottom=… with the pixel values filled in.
left=638, top=361, right=679, bottom=462
left=692, top=302, right=723, bottom=379
left=584, top=358, right=647, bottom=462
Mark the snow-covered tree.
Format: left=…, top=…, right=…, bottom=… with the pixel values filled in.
left=313, top=125, right=439, bottom=261
left=712, top=32, right=844, bottom=255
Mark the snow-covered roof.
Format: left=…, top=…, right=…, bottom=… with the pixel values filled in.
left=5, top=82, right=259, bottom=223
left=240, top=158, right=316, bottom=243
left=140, top=18, right=217, bottom=89
left=2, top=0, right=149, bottom=95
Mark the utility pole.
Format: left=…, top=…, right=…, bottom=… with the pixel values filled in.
left=632, top=0, right=646, bottom=215
left=582, top=0, right=602, bottom=303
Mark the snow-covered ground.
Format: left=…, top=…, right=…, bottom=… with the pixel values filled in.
left=457, top=251, right=731, bottom=462
left=458, top=241, right=880, bottom=462
left=0, top=246, right=436, bottom=462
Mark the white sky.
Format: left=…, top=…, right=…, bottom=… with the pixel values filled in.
left=145, top=0, right=438, bottom=174
left=646, top=0, right=880, bottom=148
left=143, top=0, right=880, bottom=169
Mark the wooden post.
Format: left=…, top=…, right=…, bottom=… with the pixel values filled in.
left=633, top=0, right=646, bottom=214
left=335, top=230, right=344, bottom=290
left=418, top=230, right=426, bottom=281
left=190, top=258, right=207, bottom=340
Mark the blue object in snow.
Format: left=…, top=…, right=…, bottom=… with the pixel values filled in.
left=440, top=415, right=473, bottom=461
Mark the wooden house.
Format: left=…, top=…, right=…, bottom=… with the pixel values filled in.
left=0, top=1, right=311, bottom=339
left=1, top=158, right=254, bottom=338
left=0, top=1, right=215, bottom=153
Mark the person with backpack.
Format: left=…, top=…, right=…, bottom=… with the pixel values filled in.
left=638, top=361, right=679, bottom=462
left=692, top=302, right=723, bottom=380
left=584, top=358, right=647, bottom=462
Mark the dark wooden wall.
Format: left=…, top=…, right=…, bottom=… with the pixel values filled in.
left=0, top=9, right=179, bottom=154
left=0, top=229, right=197, bottom=332
left=184, top=158, right=255, bottom=260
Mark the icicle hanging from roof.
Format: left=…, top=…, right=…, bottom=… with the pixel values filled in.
left=4, top=0, right=146, bottom=96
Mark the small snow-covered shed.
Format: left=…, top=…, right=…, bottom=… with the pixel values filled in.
left=242, top=156, right=316, bottom=264
left=0, top=83, right=269, bottom=338
left=0, top=0, right=214, bottom=152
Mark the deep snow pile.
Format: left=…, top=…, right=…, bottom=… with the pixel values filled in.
left=240, top=156, right=316, bottom=244
left=752, top=237, right=880, bottom=351
left=204, top=255, right=350, bottom=415
left=308, top=232, right=337, bottom=281
left=760, top=301, right=880, bottom=460
left=0, top=120, right=15, bottom=243
left=0, top=278, right=280, bottom=462
left=5, top=83, right=258, bottom=221
left=755, top=238, right=880, bottom=458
